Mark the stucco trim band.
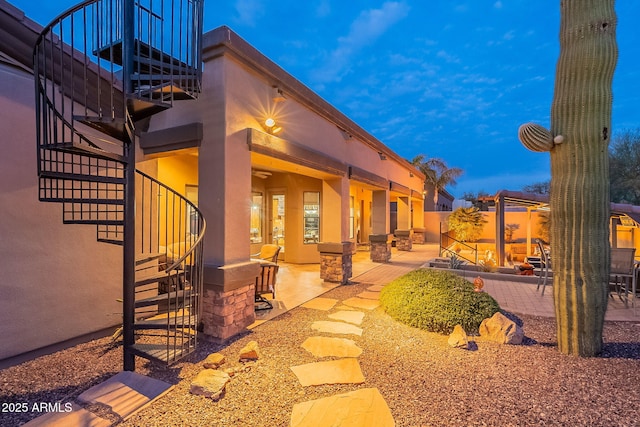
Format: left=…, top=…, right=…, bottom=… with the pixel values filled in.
left=247, top=128, right=347, bottom=176
left=348, top=166, right=388, bottom=189
left=139, top=122, right=203, bottom=154
left=203, top=261, right=261, bottom=293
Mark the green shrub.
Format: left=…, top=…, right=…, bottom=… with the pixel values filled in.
left=379, top=269, right=500, bottom=334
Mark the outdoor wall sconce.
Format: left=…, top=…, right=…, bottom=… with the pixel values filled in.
left=263, top=117, right=282, bottom=134
left=378, top=152, right=387, bottom=160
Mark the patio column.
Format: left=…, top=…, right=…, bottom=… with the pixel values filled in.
left=369, top=189, right=392, bottom=262
left=199, top=125, right=260, bottom=343
left=395, top=196, right=412, bottom=251
left=411, top=197, right=425, bottom=244
left=495, top=193, right=505, bottom=266
left=318, top=177, right=353, bottom=284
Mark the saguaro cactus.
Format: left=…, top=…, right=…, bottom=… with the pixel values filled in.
left=518, top=1, right=617, bottom=356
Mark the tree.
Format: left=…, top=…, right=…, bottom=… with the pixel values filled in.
left=518, top=1, right=617, bottom=356
left=462, top=191, right=491, bottom=211
left=447, top=207, right=487, bottom=243
left=522, top=181, right=550, bottom=195
left=609, top=128, right=640, bottom=204
left=411, top=155, right=463, bottom=204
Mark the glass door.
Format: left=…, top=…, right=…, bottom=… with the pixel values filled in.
left=271, top=193, right=285, bottom=252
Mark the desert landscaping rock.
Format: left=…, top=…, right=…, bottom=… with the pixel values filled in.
left=290, top=388, right=395, bottom=427
left=448, top=325, right=470, bottom=349
left=311, top=320, right=363, bottom=336
left=327, top=310, right=365, bottom=325
left=189, top=369, right=230, bottom=400
left=290, top=358, right=365, bottom=386
left=203, top=352, right=226, bottom=369
left=480, top=312, right=524, bottom=345
left=301, top=297, right=339, bottom=311
left=342, top=296, right=380, bottom=310
left=357, top=290, right=381, bottom=300
left=238, top=340, right=261, bottom=361
left=301, top=336, right=363, bottom=358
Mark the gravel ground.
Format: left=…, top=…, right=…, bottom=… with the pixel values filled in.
left=2, top=281, right=640, bottom=427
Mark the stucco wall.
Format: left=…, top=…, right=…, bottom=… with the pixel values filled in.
left=423, top=210, right=549, bottom=244
left=0, top=62, right=122, bottom=361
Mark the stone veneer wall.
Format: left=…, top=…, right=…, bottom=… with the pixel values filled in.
left=320, top=253, right=353, bottom=284
left=369, top=234, right=392, bottom=263
left=318, top=242, right=354, bottom=284
left=395, top=230, right=413, bottom=251
left=201, top=283, right=255, bottom=343
left=412, top=228, right=425, bottom=244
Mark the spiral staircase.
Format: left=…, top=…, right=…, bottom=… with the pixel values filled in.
left=33, top=0, right=206, bottom=370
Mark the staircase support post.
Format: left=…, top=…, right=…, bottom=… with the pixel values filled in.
left=122, top=0, right=136, bottom=372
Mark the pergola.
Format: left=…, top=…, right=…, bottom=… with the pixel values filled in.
left=484, top=190, right=640, bottom=266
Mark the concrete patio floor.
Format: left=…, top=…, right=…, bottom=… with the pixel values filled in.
left=255, top=243, right=638, bottom=324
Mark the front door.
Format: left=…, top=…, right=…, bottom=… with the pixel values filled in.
left=270, top=193, right=285, bottom=253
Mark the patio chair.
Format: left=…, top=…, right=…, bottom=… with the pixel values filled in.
left=609, top=247, right=635, bottom=307
left=535, top=240, right=551, bottom=296
left=255, top=261, right=279, bottom=310
left=251, top=244, right=281, bottom=264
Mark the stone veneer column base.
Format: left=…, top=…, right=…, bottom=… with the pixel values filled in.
left=369, top=234, right=392, bottom=263
left=395, top=229, right=414, bottom=251
left=318, top=242, right=355, bottom=284
left=201, top=261, right=261, bottom=343
left=412, top=228, right=425, bottom=244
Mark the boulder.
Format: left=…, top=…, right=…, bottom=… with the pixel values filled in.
left=239, top=340, right=261, bottom=361
left=479, top=312, right=524, bottom=345
left=203, top=353, right=226, bottom=369
left=190, top=369, right=230, bottom=400
left=448, top=324, right=469, bottom=349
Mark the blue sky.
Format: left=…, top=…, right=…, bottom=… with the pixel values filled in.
left=14, top=1, right=640, bottom=198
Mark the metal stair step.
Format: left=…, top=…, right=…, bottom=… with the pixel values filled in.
left=62, top=218, right=124, bottom=226
left=134, top=314, right=197, bottom=330
left=129, top=342, right=195, bottom=364
left=136, top=253, right=165, bottom=265
left=73, top=116, right=129, bottom=141
left=135, top=269, right=181, bottom=287
left=47, top=141, right=125, bottom=163
left=134, top=290, right=193, bottom=308
left=133, top=81, right=198, bottom=102
left=39, top=171, right=126, bottom=185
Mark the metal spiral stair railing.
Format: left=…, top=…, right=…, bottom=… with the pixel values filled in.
left=33, top=0, right=205, bottom=367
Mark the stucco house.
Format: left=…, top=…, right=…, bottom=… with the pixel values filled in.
left=0, top=0, right=425, bottom=366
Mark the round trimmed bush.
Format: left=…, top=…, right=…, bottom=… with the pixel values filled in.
left=379, top=269, right=500, bottom=334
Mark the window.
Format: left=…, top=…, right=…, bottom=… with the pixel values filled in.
left=303, top=191, right=320, bottom=244
left=250, top=192, right=263, bottom=243
left=349, top=196, right=355, bottom=239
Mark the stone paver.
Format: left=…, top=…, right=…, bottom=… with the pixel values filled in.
left=342, top=296, right=380, bottom=310
left=23, top=403, right=111, bottom=427
left=328, top=310, right=365, bottom=325
left=301, top=336, right=363, bottom=358
left=290, top=358, right=365, bottom=386
left=290, top=388, right=395, bottom=427
left=367, top=284, right=385, bottom=292
left=77, top=371, right=173, bottom=420
left=356, top=291, right=380, bottom=300
left=311, top=320, right=363, bottom=336
left=301, top=297, right=339, bottom=311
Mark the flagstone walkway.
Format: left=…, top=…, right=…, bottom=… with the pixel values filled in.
left=289, top=284, right=394, bottom=426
